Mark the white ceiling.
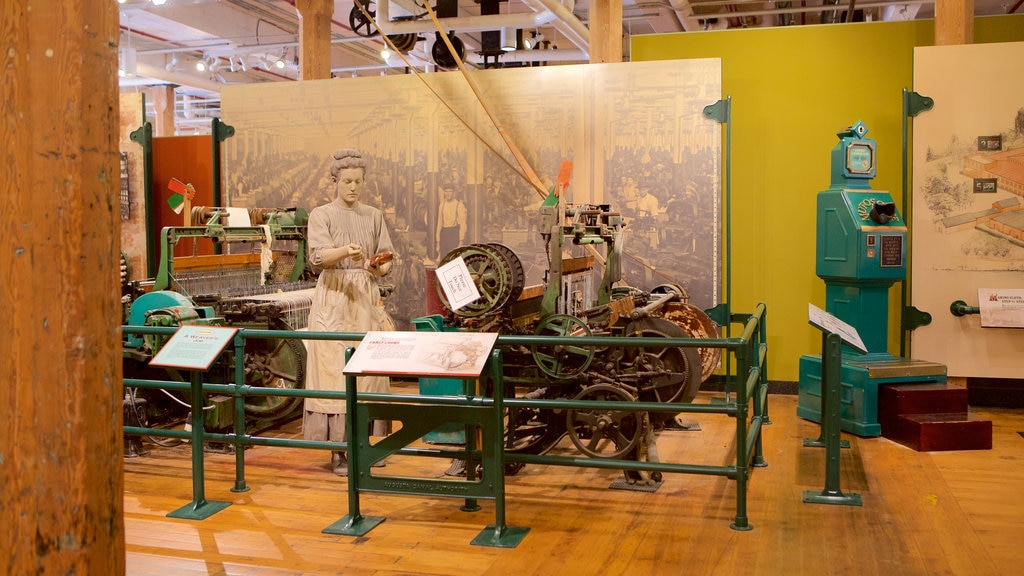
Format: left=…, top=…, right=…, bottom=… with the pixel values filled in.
left=117, top=0, right=1018, bottom=133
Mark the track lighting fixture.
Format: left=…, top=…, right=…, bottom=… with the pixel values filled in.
left=524, top=31, right=544, bottom=50
left=499, top=28, right=516, bottom=52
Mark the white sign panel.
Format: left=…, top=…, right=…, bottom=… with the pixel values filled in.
left=978, top=288, right=1024, bottom=328
left=343, top=331, right=499, bottom=378
left=435, top=257, right=481, bottom=311
left=807, top=303, right=868, bottom=354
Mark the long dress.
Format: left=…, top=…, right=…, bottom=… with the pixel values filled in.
left=304, top=200, right=395, bottom=420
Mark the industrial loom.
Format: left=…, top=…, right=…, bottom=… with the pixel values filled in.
left=122, top=207, right=317, bottom=451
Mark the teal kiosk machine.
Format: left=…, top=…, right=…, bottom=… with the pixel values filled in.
left=797, top=121, right=946, bottom=436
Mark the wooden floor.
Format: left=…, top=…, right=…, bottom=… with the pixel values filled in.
left=124, top=388, right=1024, bottom=576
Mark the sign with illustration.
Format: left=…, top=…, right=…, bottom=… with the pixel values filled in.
left=343, top=331, right=499, bottom=378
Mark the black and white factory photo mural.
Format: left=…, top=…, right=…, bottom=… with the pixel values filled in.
left=221, top=59, right=723, bottom=330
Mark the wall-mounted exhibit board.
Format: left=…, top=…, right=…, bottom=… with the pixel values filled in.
left=631, top=15, right=1024, bottom=381
left=911, top=41, right=1024, bottom=379
left=220, top=60, right=722, bottom=330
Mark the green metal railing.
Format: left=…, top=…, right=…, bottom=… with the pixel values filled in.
left=122, top=302, right=768, bottom=538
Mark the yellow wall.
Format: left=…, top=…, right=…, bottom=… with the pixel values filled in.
left=632, top=16, right=1024, bottom=381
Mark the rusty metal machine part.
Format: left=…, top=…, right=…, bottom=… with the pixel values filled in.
left=661, top=302, right=722, bottom=382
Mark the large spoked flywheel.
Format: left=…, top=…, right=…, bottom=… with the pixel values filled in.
left=623, top=316, right=702, bottom=424
left=436, top=243, right=524, bottom=318
left=566, top=384, right=641, bottom=459
left=349, top=1, right=378, bottom=37
left=531, top=314, right=595, bottom=379
left=242, top=317, right=305, bottom=421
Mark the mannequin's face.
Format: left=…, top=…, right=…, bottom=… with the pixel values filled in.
left=335, top=167, right=365, bottom=207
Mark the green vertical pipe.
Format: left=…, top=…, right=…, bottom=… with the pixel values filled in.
left=231, top=334, right=250, bottom=493
left=343, top=347, right=362, bottom=521
left=724, top=95, right=732, bottom=316
left=189, top=370, right=209, bottom=508
left=900, top=88, right=934, bottom=356
left=490, top=350, right=507, bottom=531
left=730, top=316, right=751, bottom=531
left=211, top=118, right=235, bottom=255
left=900, top=88, right=910, bottom=357
left=129, top=121, right=157, bottom=278
left=821, top=333, right=843, bottom=493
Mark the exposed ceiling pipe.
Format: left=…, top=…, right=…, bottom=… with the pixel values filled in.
left=668, top=0, right=937, bottom=29
left=373, top=0, right=589, bottom=56
left=129, top=60, right=226, bottom=93
left=466, top=48, right=589, bottom=64
left=520, top=0, right=589, bottom=53
left=376, top=0, right=561, bottom=34
left=880, top=3, right=922, bottom=20
left=685, top=0, right=935, bottom=22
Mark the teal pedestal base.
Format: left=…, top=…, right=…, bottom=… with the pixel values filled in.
left=798, top=354, right=946, bottom=437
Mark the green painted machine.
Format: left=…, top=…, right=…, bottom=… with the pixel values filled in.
left=797, top=121, right=945, bottom=436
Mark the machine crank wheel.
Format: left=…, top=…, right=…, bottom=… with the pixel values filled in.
left=243, top=318, right=306, bottom=421
left=485, top=243, right=525, bottom=302
left=349, top=1, right=379, bottom=37
left=566, top=384, right=641, bottom=459
left=531, top=314, right=595, bottom=379
left=431, top=32, right=464, bottom=69
left=624, top=317, right=702, bottom=424
left=486, top=379, right=563, bottom=458
left=436, top=244, right=521, bottom=317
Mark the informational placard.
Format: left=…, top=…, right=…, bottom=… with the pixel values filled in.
left=978, top=288, right=1024, bottom=328
left=343, top=331, right=499, bottom=378
left=435, top=257, right=481, bottom=311
left=149, top=325, right=239, bottom=370
left=807, top=303, right=868, bottom=354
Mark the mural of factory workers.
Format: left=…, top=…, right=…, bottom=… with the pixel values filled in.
left=221, top=59, right=722, bottom=330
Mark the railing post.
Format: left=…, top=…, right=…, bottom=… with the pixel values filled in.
left=166, top=370, right=232, bottom=520
left=231, top=332, right=250, bottom=493
left=803, top=332, right=862, bottom=506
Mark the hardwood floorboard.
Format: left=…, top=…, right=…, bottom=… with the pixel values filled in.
left=124, top=392, right=1024, bottom=575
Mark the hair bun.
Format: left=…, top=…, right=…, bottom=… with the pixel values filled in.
left=333, top=149, right=362, bottom=161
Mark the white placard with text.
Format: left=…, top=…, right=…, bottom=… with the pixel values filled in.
left=435, top=257, right=481, bottom=311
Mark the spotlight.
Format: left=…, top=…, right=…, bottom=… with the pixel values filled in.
left=274, top=57, right=286, bottom=69
left=524, top=31, right=544, bottom=50
left=381, top=47, right=392, bottom=61
left=499, top=28, right=515, bottom=52
left=151, top=0, right=167, bottom=5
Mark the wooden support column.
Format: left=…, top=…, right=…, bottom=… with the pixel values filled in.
left=146, top=85, right=176, bottom=137
left=589, top=0, right=623, bottom=64
left=295, top=0, right=334, bottom=80
left=0, top=0, right=124, bottom=573
left=935, top=0, right=974, bottom=45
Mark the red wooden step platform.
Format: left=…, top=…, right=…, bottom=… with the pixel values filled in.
left=878, top=383, right=992, bottom=452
